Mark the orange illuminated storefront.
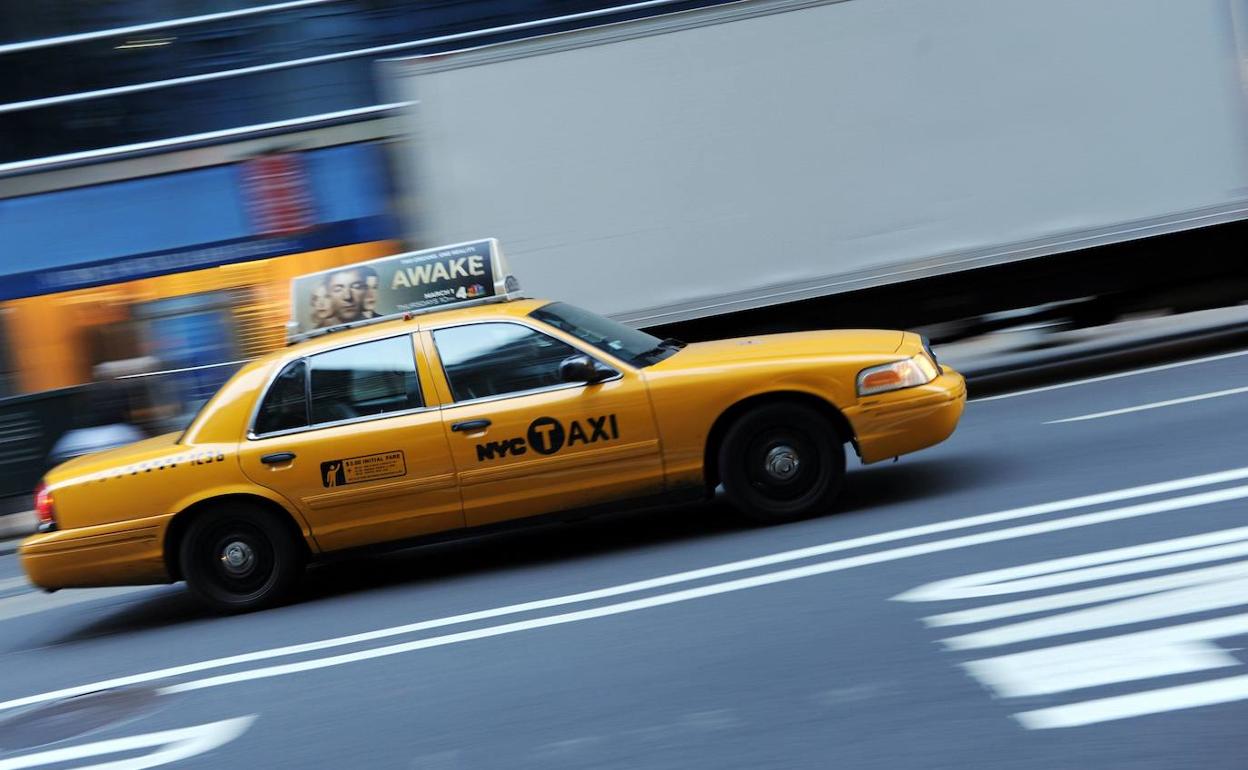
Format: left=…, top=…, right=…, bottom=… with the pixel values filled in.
left=0, top=142, right=404, bottom=402
left=0, top=141, right=407, bottom=502
left=3, top=242, right=398, bottom=395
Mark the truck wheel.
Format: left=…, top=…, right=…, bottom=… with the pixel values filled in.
left=718, top=402, right=846, bottom=524
left=178, top=504, right=303, bottom=613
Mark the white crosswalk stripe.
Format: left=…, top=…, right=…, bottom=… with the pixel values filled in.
left=902, top=522, right=1248, bottom=728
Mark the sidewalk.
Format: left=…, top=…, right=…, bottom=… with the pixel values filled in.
left=935, top=304, right=1248, bottom=394
left=0, top=510, right=35, bottom=556
left=2, top=303, right=1246, bottom=557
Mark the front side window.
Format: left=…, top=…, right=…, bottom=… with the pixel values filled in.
left=254, top=360, right=308, bottom=435
left=434, top=323, right=582, bottom=402
left=308, top=336, right=422, bottom=424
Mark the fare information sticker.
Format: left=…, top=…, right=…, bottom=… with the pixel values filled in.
left=320, top=451, right=406, bottom=488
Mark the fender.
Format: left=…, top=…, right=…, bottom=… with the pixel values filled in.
left=167, top=483, right=320, bottom=553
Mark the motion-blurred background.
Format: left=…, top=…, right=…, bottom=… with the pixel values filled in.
left=0, top=0, right=1246, bottom=519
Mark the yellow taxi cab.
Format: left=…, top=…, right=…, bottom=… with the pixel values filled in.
left=19, top=240, right=965, bottom=612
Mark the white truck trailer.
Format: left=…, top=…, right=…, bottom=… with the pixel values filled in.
left=384, top=0, right=1248, bottom=329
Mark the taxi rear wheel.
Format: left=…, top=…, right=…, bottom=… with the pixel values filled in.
left=718, top=402, right=845, bottom=524
left=179, top=505, right=302, bottom=613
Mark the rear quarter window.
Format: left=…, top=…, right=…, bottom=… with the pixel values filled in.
left=254, top=360, right=309, bottom=435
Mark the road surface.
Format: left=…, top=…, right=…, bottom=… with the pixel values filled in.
left=1, top=349, right=1247, bottom=768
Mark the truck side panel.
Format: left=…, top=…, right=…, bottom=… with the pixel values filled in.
left=389, top=0, right=1248, bottom=326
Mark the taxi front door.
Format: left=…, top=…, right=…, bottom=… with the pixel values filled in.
left=421, top=322, right=664, bottom=528
left=238, top=334, right=463, bottom=552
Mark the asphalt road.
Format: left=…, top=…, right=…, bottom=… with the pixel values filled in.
left=1, top=349, right=1247, bottom=768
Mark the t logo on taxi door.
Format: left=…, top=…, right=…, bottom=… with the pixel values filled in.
left=527, top=417, right=565, bottom=455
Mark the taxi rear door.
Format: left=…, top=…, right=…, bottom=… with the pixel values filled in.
left=421, top=320, right=664, bottom=528
left=238, top=333, right=463, bottom=552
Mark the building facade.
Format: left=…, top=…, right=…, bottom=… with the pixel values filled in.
left=0, top=0, right=712, bottom=503
left=0, top=0, right=681, bottom=164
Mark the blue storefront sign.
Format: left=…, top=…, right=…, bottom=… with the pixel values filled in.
left=0, top=142, right=400, bottom=300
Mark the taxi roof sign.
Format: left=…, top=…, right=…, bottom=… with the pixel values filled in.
left=287, top=238, right=520, bottom=343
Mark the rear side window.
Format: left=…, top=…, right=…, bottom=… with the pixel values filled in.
left=308, top=336, right=422, bottom=425
left=254, top=360, right=308, bottom=435
left=433, top=322, right=580, bottom=401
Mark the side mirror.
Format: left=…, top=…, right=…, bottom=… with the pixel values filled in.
left=559, top=354, right=615, bottom=384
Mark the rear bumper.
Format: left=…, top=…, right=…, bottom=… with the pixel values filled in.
left=19, top=516, right=172, bottom=589
left=845, top=368, right=966, bottom=464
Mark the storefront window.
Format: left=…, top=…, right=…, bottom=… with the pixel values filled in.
left=131, top=291, right=244, bottom=428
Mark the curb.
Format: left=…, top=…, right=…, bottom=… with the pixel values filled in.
left=947, top=319, right=1248, bottom=397
left=0, top=534, right=26, bottom=557
left=0, top=511, right=36, bottom=557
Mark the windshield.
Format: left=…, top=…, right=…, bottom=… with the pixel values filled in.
left=529, top=302, right=679, bottom=367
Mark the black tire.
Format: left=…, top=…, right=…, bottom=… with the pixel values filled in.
left=178, top=503, right=303, bottom=613
left=717, top=402, right=846, bottom=524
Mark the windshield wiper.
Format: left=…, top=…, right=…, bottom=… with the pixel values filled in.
left=637, top=338, right=687, bottom=359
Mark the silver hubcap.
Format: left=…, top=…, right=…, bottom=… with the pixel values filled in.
left=764, top=445, right=800, bottom=480
left=220, top=541, right=256, bottom=577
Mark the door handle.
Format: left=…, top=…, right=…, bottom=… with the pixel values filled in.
left=451, top=419, right=491, bottom=433
left=260, top=452, right=296, bottom=465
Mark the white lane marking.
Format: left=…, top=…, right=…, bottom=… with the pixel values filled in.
left=965, top=613, right=1248, bottom=700
left=118, top=484, right=1248, bottom=700
left=926, top=538, right=1248, bottom=627
left=1045, top=384, right=1248, bottom=424
left=0, top=715, right=255, bottom=770
left=895, top=523, right=1248, bottom=603
left=2, top=465, right=1243, bottom=714
left=0, top=576, right=30, bottom=593
left=0, top=586, right=155, bottom=623
left=965, top=633, right=1240, bottom=698
left=944, top=574, right=1248, bottom=651
left=907, top=527, right=1248, bottom=727
left=1016, top=674, right=1248, bottom=730
left=923, top=560, right=1248, bottom=628
left=970, top=348, right=1248, bottom=403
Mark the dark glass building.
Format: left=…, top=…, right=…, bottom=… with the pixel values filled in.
left=0, top=0, right=710, bottom=163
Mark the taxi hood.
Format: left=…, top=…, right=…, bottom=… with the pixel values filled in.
left=647, top=329, right=906, bottom=370
left=45, top=431, right=182, bottom=484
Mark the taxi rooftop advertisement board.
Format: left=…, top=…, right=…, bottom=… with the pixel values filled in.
left=289, top=238, right=516, bottom=341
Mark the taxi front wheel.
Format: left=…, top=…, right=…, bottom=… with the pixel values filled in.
left=179, top=504, right=303, bottom=613
left=718, top=403, right=846, bottom=524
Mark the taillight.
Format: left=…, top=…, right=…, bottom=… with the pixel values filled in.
left=34, top=482, right=56, bottom=532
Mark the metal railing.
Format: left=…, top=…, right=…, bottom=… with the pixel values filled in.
left=112, top=359, right=255, bottom=381
left=0, top=0, right=348, bottom=55
left=0, top=0, right=692, bottom=115
left=0, top=102, right=408, bottom=178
